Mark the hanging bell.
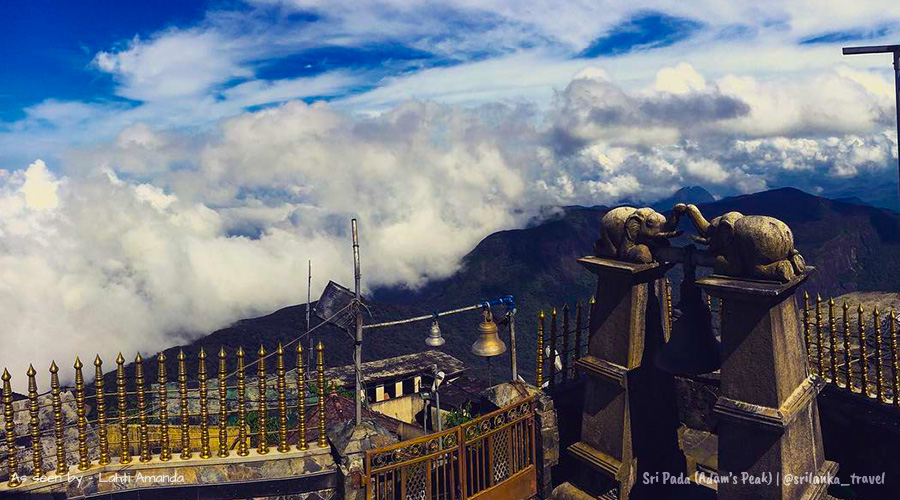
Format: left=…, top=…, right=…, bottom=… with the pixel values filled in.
left=471, top=308, right=507, bottom=357
left=425, top=318, right=445, bottom=347
left=655, top=250, right=721, bottom=375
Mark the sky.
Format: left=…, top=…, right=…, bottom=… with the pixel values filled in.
left=1, top=0, right=900, bottom=387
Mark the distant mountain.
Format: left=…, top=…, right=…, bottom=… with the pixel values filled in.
left=163, top=187, right=898, bottom=386
left=651, top=186, right=715, bottom=211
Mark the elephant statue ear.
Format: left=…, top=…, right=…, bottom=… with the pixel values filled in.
left=718, top=218, right=736, bottom=247
left=625, top=214, right=642, bottom=243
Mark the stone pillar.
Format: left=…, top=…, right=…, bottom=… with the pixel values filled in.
left=328, top=419, right=398, bottom=500
left=697, top=271, right=837, bottom=500
left=559, top=257, right=685, bottom=500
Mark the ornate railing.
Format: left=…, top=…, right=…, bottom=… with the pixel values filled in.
left=365, top=395, right=537, bottom=500
left=1, top=341, right=333, bottom=488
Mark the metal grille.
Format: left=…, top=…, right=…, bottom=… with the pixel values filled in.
left=405, top=461, right=428, bottom=500
left=492, top=427, right=510, bottom=483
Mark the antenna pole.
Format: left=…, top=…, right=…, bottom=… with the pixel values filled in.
left=352, top=219, right=363, bottom=426
left=308, top=260, right=313, bottom=377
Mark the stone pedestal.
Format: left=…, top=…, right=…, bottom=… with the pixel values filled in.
left=328, top=419, right=398, bottom=500
left=562, top=257, right=685, bottom=499
left=697, top=271, right=837, bottom=500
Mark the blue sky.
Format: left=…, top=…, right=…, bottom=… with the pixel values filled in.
left=1, top=1, right=900, bottom=382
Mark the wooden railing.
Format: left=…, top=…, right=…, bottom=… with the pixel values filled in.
left=365, top=396, right=537, bottom=500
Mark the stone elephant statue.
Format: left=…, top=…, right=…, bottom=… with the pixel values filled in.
left=682, top=204, right=806, bottom=282
left=595, top=205, right=685, bottom=264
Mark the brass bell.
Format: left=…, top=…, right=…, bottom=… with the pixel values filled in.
left=655, top=248, right=721, bottom=375
left=425, top=318, right=445, bottom=347
left=471, top=309, right=507, bottom=357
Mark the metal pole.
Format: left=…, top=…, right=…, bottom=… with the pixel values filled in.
left=508, top=307, right=518, bottom=381
left=307, top=260, right=313, bottom=378
left=894, top=50, right=900, bottom=212
left=433, top=364, right=442, bottom=433
left=352, top=219, right=363, bottom=426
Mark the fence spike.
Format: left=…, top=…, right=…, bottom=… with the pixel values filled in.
left=50, top=361, right=68, bottom=474
left=803, top=292, right=812, bottom=365
left=828, top=298, right=837, bottom=383
left=561, top=304, right=570, bottom=383
left=94, top=356, right=110, bottom=466
left=177, top=349, right=191, bottom=460
left=536, top=311, right=544, bottom=389
left=3, top=368, right=21, bottom=487
left=74, top=357, right=90, bottom=470
left=198, top=347, right=211, bottom=459
left=297, top=343, right=308, bottom=451
left=890, top=310, right=899, bottom=408
left=874, top=307, right=885, bottom=403
left=237, top=347, right=249, bottom=457
left=27, top=364, right=42, bottom=475
left=276, top=343, right=289, bottom=453
left=116, top=353, right=131, bottom=464
left=666, top=278, right=674, bottom=335
left=549, top=308, right=558, bottom=388
left=843, top=302, right=852, bottom=391
left=217, top=347, right=229, bottom=458
left=157, top=352, right=171, bottom=461
left=815, top=295, right=824, bottom=377
left=135, top=354, right=151, bottom=462
left=574, top=302, right=583, bottom=376
left=858, top=305, right=869, bottom=397
left=257, top=345, right=269, bottom=455
left=317, top=341, right=327, bottom=448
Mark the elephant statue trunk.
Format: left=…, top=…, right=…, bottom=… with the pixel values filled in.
left=683, top=204, right=711, bottom=243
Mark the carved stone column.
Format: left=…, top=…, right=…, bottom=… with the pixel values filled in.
left=559, top=257, right=685, bottom=500
left=698, top=270, right=837, bottom=500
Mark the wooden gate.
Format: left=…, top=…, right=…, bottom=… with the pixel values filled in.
left=365, top=396, right=537, bottom=500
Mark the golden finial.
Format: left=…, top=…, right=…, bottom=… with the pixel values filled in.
left=574, top=301, right=583, bottom=368
left=217, top=347, right=229, bottom=458
left=803, top=291, right=812, bottom=365
left=74, top=357, right=90, bottom=470
left=549, top=308, right=558, bottom=387
left=157, top=352, right=171, bottom=461
left=3, top=368, right=21, bottom=487
left=815, top=295, right=824, bottom=377
left=316, top=341, right=327, bottom=448
left=889, top=310, right=899, bottom=408
left=296, top=343, right=307, bottom=451
left=27, top=364, right=42, bottom=475
left=874, top=307, right=885, bottom=403
left=177, top=349, right=191, bottom=460
left=257, top=345, right=269, bottom=455
left=828, top=298, right=837, bottom=383
left=276, top=343, right=289, bottom=453
left=237, top=347, right=249, bottom=456
left=116, top=353, right=131, bottom=464
left=50, top=361, right=68, bottom=474
left=843, top=302, right=852, bottom=391
left=858, top=304, right=869, bottom=397
left=198, top=347, right=211, bottom=459
left=135, top=354, right=151, bottom=462
left=94, top=355, right=110, bottom=466
left=561, top=304, right=570, bottom=382
left=536, top=312, right=544, bottom=389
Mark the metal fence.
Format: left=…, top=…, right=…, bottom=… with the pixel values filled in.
left=365, top=395, right=537, bottom=500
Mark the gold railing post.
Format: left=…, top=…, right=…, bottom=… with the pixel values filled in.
left=237, top=347, right=249, bottom=457
left=276, top=343, right=289, bottom=453
left=815, top=295, right=824, bottom=377
left=859, top=305, right=869, bottom=397
left=548, top=308, right=557, bottom=387
left=890, top=310, right=899, bottom=408
left=574, top=301, right=583, bottom=375
left=843, top=303, right=852, bottom=391
left=536, top=311, right=544, bottom=388
left=135, top=354, right=151, bottom=462
left=828, top=298, right=837, bottom=383
left=665, top=278, right=674, bottom=334
left=3, top=368, right=21, bottom=487
left=27, top=365, right=42, bottom=476
left=803, top=292, right=812, bottom=365
left=561, top=304, right=570, bottom=382
left=874, top=308, right=885, bottom=403
left=74, top=357, right=90, bottom=470
left=158, top=352, right=171, bottom=462
left=116, top=353, right=131, bottom=464
left=257, top=345, right=270, bottom=455
left=50, top=361, right=68, bottom=474
left=217, top=347, right=229, bottom=458
left=178, top=350, right=191, bottom=460
left=317, top=341, right=327, bottom=448
left=297, top=343, right=308, bottom=451
left=199, top=348, right=211, bottom=459
left=94, top=356, right=110, bottom=466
